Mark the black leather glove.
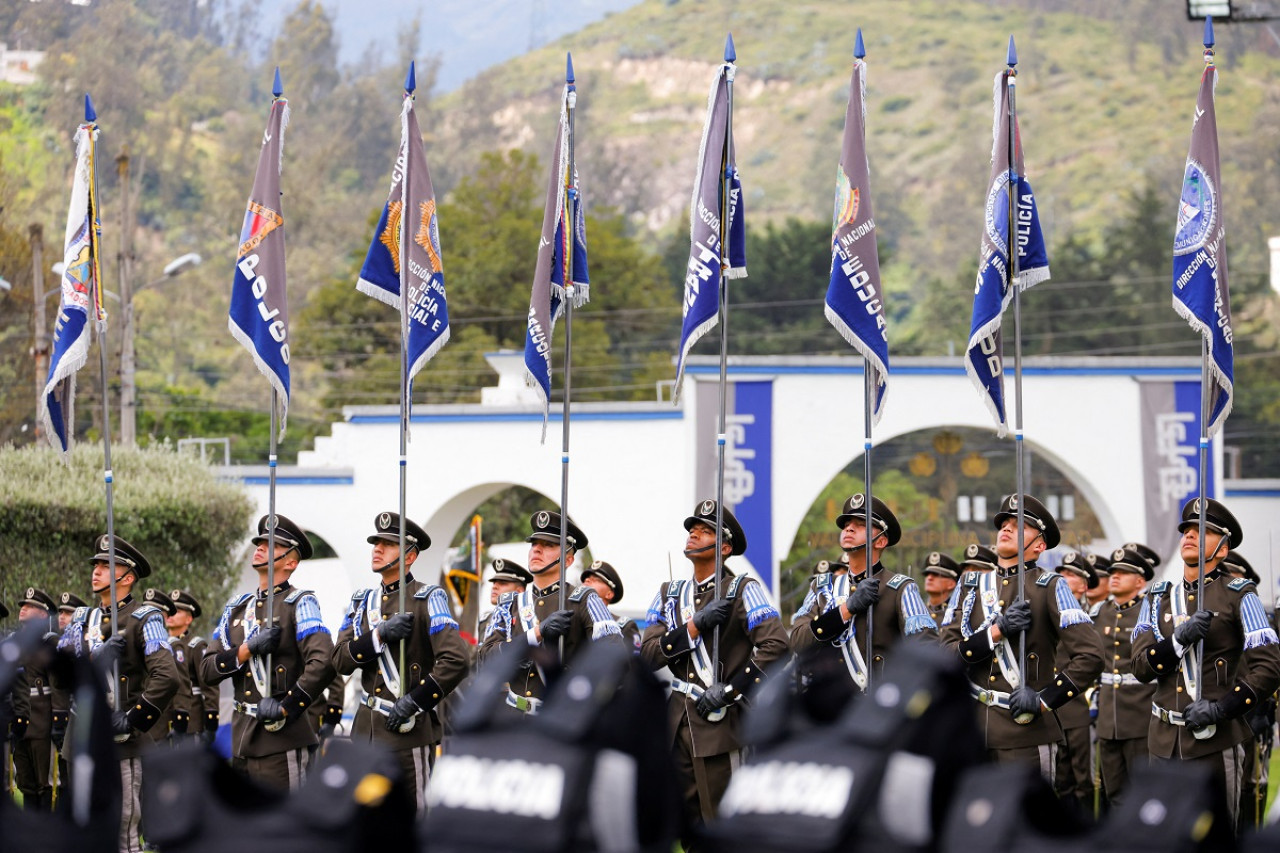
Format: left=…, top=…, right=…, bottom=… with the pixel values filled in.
left=199, top=728, right=216, bottom=746
left=1248, top=710, right=1273, bottom=739
left=695, top=682, right=736, bottom=718
left=1174, top=611, right=1213, bottom=648
left=692, top=599, right=734, bottom=635
left=51, top=712, right=68, bottom=751
left=256, top=696, right=284, bottom=722
left=246, top=626, right=282, bottom=656
left=385, top=694, right=422, bottom=731
left=995, top=599, right=1032, bottom=638
left=1009, top=685, right=1044, bottom=722
left=9, top=716, right=29, bottom=742
left=539, top=610, right=573, bottom=642
left=1183, top=698, right=1224, bottom=730
left=91, top=634, right=126, bottom=665
left=110, top=710, right=133, bottom=736
left=377, top=613, right=414, bottom=642
left=845, top=577, right=881, bottom=615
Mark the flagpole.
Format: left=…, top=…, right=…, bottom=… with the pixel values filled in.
left=1004, top=36, right=1029, bottom=682
left=83, top=94, right=121, bottom=705
left=557, top=54, right=579, bottom=663
left=854, top=32, right=875, bottom=693
left=397, top=63, right=417, bottom=687
left=711, top=34, right=737, bottom=678
left=264, top=70, right=286, bottom=682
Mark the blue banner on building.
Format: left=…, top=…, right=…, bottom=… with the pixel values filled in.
left=1141, top=379, right=1216, bottom=568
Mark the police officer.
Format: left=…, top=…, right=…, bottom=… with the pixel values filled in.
left=477, top=511, right=623, bottom=715
left=1084, top=552, right=1113, bottom=614
left=640, top=499, right=789, bottom=841
left=51, top=592, right=85, bottom=810
left=332, top=512, right=470, bottom=813
left=579, top=559, right=640, bottom=651
left=11, top=587, right=56, bottom=810
left=1131, top=498, right=1280, bottom=830
left=199, top=514, right=336, bottom=791
left=792, top=494, right=935, bottom=692
left=923, top=552, right=961, bottom=628
left=1053, top=551, right=1101, bottom=815
left=477, top=558, right=532, bottom=640
left=58, top=535, right=180, bottom=853
left=166, top=589, right=218, bottom=743
left=940, top=495, right=1104, bottom=779
left=56, top=592, right=87, bottom=631
left=1094, top=546, right=1155, bottom=806
left=961, top=543, right=1000, bottom=574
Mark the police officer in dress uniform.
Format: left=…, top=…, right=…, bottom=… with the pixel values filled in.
left=640, top=500, right=789, bottom=845
left=1053, top=551, right=1101, bottom=816
left=1130, top=498, right=1280, bottom=831
left=579, top=559, right=641, bottom=652
left=11, top=587, right=56, bottom=811
left=1093, top=546, right=1156, bottom=807
left=1221, top=549, right=1274, bottom=827
left=48, top=592, right=85, bottom=812
left=476, top=559, right=532, bottom=641
left=791, top=494, right=936, bottom=691
left=476, top=511, right=623, bottom=716
left=923, top=552, right=961, bottom=629
left=57, top=535, right=180, bottom=853
left=141, top=588, right=195, bottom=744
left=940, top=495, right=1105, bottom=780
left=199, top=514, right=336, bottom=792
left=332, top=512, right=470, bottom=813
left=1084, top=552, right=1113, bottom=615
left=165, top=589, right=218, bottom=744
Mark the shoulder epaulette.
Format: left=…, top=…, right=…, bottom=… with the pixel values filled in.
left=187, top=635, right=205, bottom=647
left=1228, top=577, right=1256, bottom=593
left=569, top=586, right=590, bottom=603
left=963, top=572, right=980, bottom=588
left=132, top=604, right=161, bottom=621
left=71, top=606, right=91, bottom=624
left=352, top=589, right=371, bottom=605
left=886, top=573, right=911, bottom=590
left=496, top=590, right=518, bottom=605
left=1035, top=572, right=1056, bottom=588
left=414, top=583, right=442, bottom=600
left=726, top=575, right=749, bottom=600
left=1151, top=581, right=1171, bottom=594
left=667, top=579, right=686, bottom=600
left=284, top=588, right=313, bottom=605
left=226, top=592, right=253, bottom=610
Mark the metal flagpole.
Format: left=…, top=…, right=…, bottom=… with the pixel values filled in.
left=264, top=73, right=285, bottom=683
left=712, top=34, right=736, bottom=677
left=397, top=64, right=417, bottom=685
left=863, top=362, right=875, bottom=691
left=83, top=96, right=121, bottom=706
left=558, top=55, right=578, bottom=663
left=1192, top=336, right=1213, bottom=740
left=1005, top=37, right=1029, bottom=682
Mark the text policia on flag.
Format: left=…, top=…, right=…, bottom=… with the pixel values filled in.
left=228, top=92, right=292, bottom=438
left=1172, top=39, right=1232, bottom=437
left=524, top=78, right=589, bottom=440
left=824, top=45, right=888, bottom=424
left=357, top=86, right=450, bottom=387
left=964, top=66, right=1050, bottom=437
left=672, top=57, right=745, bottom=404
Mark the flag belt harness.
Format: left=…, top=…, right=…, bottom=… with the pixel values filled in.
left=506, top=690, right=542, bottom=715
left=1100, top=672, right=1143, bottom=687
left=969, top=682, right=1013, bottom=710
left=1152, top=703, right=1188, bottom=727
left=668, top=677, right=728, bottom=722
left=232, top=700, right=286, bottom=732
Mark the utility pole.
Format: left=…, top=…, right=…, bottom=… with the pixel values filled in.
left=30, top=223, right=47, bottom=440
left=117, top=146, right=136, bottom=445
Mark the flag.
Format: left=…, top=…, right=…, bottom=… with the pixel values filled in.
left=40, top=117, right=105, bottom=456
left=1172, top=54, right=1232, bottom=437
left=357, top=92, right=450, bottom=390
left=672, top=59, right=746, bottom=403
left=524, top=84, right=590, bottom=439
left=824, top=54, right=888, bottom=423
left=229, top=94, right=292, bottom=437
left=965, top=70, right=1050, bottom=436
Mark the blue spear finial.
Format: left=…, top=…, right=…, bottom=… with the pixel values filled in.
left=272, top=67, right=283, bottom=98
left=566, top=52, right=575, bottom=84
left=405, top=61, right=416, bottom=94
left=1204, top=16, right=1215, bottom=48
left=84, top=94, right=96, bottom=123
left=1007, top=35, right=1018, bottom=67
left=724, top=33, right=736, bottom=63
left=854, top=29, right=866, bottom=60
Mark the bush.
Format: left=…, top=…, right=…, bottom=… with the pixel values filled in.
left=0, top=443, right=253, bottom=632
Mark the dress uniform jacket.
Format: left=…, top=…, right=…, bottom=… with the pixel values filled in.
left=940, top=563, right=1105, bottom=749
left=1131, top=570, right=1280, bottom=759
left=1095, top=595, right=1154, bottom=741
left=476, top=580, right=622, bottom=708
left=185, top=634, right=218, bottom=735
left=58, top=597, right=180, bottom=758
left=791, top=563, right=937, bottom=679
left=199, top=583, right=336, bottom=759
left=13, top=654, right=53, bottom=743
left=161, top=634, right=196, bottom=736
left=640, top=568, right=790, bottom=757
left=333, top=575, right=470, bottom=747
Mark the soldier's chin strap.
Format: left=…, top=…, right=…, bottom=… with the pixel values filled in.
left=372, top=546, right=418, bottom=575
left=92, top=567, right=136, bottom=596
left=683, top=543, right=718, bottom=557
left=1183, top=535, right=1228, bottom=569
left=252, top=545, right=298, bottom=570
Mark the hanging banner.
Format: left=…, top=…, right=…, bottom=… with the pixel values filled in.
left=1141, top=379, right=1215, bottom=568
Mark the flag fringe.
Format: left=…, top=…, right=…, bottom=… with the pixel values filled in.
left=689, top=70, right=723, bottom=246
left=407, top=326, right=451, bottom=397
left=1015, top=265, right=1051, bottom=292
left=275, top=100, right=291, bottom=175
left=522, top=363, right=551, bottom=444
left=672, top=313, right=719, bottom=406
left=227, top=318, right=290, bottom=438
left=824, top=304, right=888, bottom=426
left=964, top=313, right=1008, bottom=439
left=356, top=276, right=402, bottom=310
left=1172, top=296, right=1234, bottom=437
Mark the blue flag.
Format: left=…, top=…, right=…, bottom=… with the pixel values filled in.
left=40, top=119, right=105, bottom=457
left=524, top=83, right=589, bottom=441
left=1172, top=57, right=1232, bottom=437
left=673, top=59, right=746, bottom=404
left=229, top=95, right=292, bottom=437
left=824, top=54, right=888, bottom=424
left=357, top=93, right=450, bottom=390
left=965, top=70, right=1050, bottom=436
